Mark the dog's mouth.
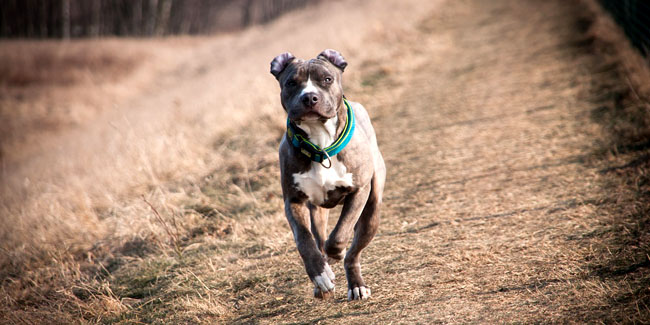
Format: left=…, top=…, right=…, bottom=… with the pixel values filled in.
left=298, top=112, right=323, bottom=121
left=290, top=110, right=334, bottom=122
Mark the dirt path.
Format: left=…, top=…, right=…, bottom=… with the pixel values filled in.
left=350, top=0, right=640, bottom=322
left=205, top=0, right=649, bottom=323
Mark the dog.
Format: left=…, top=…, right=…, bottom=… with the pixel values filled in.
left=270, top=49, right=385, bottom=300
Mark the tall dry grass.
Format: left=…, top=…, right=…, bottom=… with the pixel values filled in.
left=0, top=0, right=441, bottom=321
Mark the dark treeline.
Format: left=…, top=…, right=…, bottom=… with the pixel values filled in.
left=0, top=0, right=319, bottom=38
left=599, top=0, right=650, bottom=56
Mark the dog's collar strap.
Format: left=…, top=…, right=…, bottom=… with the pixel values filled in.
left=286, top=99, right=356, bottom=165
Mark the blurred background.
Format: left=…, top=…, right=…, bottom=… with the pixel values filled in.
left=0, top=0, right=320, bottom=38
left=1, top=0, right=649, bottom=48
left=0, top=0, right=649, bottom=323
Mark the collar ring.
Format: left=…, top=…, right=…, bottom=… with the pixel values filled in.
left=320, top=149, right=332, bottom=169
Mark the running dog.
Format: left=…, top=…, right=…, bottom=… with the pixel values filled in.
left=270, top=49, right=385, bottom=300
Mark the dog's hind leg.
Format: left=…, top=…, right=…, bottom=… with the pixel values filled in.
left=344, top=172, right=384, bottom=301
left=309, top=203, right=329, bottom=255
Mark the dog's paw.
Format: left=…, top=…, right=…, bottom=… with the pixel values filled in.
left=312, top=263, right=335, bottom=298
left=313, top=286, right=335, bottom=299
left=347, top=286, right=371, bottom=301
left=326, top=248, right=346, bottom=265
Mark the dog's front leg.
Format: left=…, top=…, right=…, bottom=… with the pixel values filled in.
left=309, top=203, right=329, bottom=255
left=324, top=183, right=371, bottom=262
left=285, top=199, right=336, bottom=298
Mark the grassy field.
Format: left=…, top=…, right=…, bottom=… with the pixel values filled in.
left=1, top=0, right=649, bottom=323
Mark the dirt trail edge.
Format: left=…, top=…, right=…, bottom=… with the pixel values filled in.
left=54, top=0, right=648, bottom=323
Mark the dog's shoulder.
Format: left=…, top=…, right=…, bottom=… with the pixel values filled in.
left=346, top=100, right=377, bottom=144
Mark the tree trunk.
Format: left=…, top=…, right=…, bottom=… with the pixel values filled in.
left=155, top=0, right=172, bottom=36
left=90, top=0, right=101, bottom=37
left=242, top=0, right=253, bottom=27
left=62, top=0, right=70, bottom=39
left=133, top=0, right=143, bottom=36
left=146, top=0, right=158, bottom=36
left=40, top=1, right=48, bottom=37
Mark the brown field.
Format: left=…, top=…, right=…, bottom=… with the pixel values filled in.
left=1, top=0, right=649, bottom=323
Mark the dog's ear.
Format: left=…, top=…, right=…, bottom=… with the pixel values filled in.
left=270, top=52, right=295, bottom=79
left=317, top=49, right=348, bottom=72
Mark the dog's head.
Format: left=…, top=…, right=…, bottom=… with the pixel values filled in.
left=270, top=49, right=348, bottom=122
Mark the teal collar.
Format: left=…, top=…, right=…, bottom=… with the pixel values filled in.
left=286, top=98, right=355, bottom=168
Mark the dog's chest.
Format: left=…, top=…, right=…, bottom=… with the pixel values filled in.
left=293, top=157, right=353, bottom=206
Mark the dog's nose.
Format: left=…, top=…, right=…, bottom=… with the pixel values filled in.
left=300, top=92, right=319, bottom=107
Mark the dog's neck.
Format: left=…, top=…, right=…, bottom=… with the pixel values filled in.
left=295, top=102, right=347, bottom=149
left=295, top=116, right=338, bottom=148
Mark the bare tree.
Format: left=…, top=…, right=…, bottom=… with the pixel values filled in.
left=146, top=0, right=158, bottom=36
left=40, top=3, right=47, bottom=37
left=90, top=0, right=101, bottom=37
left=0, top=0, right=321, bottom=38
left=62, top=0, right=70, bottom=39
left=242, top=0, right=254, bottom=27
left=132, top=0, right=143, bottom=36
left=155, top=0, right=172, bottom=36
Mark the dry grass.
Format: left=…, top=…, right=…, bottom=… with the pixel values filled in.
left=0, top=37, right=208, bottom=166
left=0, top=41, right=138, bottom=88
left=1, top=0, right=650, bottom=323
left=0, top=0, right=441, bottom=322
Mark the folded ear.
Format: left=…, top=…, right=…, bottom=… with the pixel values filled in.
left=317, top=49, right=348, bottom=72
left=270, top=52, right=295, bottom=79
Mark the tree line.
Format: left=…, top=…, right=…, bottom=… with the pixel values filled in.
left=599, top=0, right=650, bottom=56
left=0, top=0, right=319, bottom=38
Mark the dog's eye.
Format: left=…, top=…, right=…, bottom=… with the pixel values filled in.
left=324, top=77, right=333, bottom=83
left=286, top=80, right=297, bottom=87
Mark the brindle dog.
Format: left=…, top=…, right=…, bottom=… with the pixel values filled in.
left=270, top=49, right=385, bottom=300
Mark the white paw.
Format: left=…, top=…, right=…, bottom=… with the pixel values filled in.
left=347, top=286, right=371, bottom=301
left=312, top=263, right=335, bottom=293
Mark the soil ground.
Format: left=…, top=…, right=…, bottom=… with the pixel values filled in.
left=1, top=0, right=649, bottom=323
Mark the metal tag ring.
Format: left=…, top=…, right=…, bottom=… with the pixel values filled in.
left=320, top=150, right=332, bottom=169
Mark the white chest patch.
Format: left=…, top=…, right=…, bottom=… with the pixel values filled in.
left=291, top=114, right=353, bottom=205
left=293, top=157, right=353, bottom=205
left=294, top=115, right=337, bottom=148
